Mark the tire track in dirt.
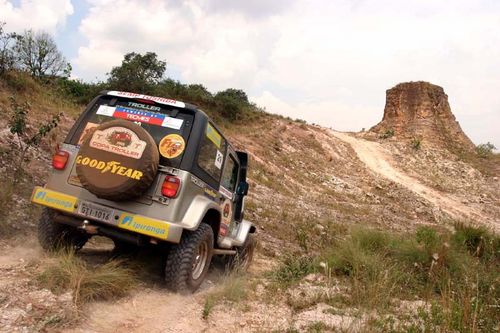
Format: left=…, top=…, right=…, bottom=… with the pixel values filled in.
left=329, top=131, right=498, bottom=232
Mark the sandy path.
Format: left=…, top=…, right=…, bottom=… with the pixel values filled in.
left=329, top=131, right=498, bottom=231
left=64, top=289, right=208, bottom=333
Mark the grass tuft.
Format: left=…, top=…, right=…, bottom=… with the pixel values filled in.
left=202, top=272, right=249, bottom=319
left=38, top=250, right=137, bottom=304
left=270, top=254, right=316, bottom=288
left=319, top=225, right=500, bottom=332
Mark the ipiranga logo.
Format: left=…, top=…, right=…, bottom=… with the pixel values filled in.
left=32, top=189, right=76, bottom=212
left=119, top=215, right=167, bottom=237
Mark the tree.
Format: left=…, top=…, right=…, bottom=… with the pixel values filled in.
left=0, top=22, right=16, bottom=75
left=108, top=52, right=166, bottom=94
left=215, top=88, right=249, bottom=104
left=14, top=30, right=69, bottom=78
left=214, top=88, right=250, bottom=121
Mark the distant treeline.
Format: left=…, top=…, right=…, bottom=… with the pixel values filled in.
left=0, top=22, right=263, bottom=123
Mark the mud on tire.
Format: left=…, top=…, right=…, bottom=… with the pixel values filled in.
left=164, top=223, right=214, bottom=293
left=38, top=208, right=88, bottom=251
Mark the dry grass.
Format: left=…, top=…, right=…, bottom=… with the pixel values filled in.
left=38, top=250, right=137, bottom=304
left=202, top=272, right=249, bottom=319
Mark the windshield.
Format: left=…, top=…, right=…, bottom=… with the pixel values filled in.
left=68, top=95, right=194, bottom=168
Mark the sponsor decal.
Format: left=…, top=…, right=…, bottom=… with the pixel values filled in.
left=191, top=175, right=206, bottom=189
left=96, top=105, right=184, bottom=130
left=90, top=127, right=147, bottom=159
left=31, top=187, right=77, bottom=213
left=107, top=91, right=186, bottom=108
left=206, top=123, right=222, bottom=148
left=68, top=174, right=82, bottom=186
left=221, top=199, right=232, bottom=226
left=204, top=188, right=218, bottom=200
left=214, top=150, right=223, bottom=169
left=75, top=155, right=143, bottom=180
left=159, top=134, right=185, bottom=159
left=118, top=214, right=169, bottom=240
left=219, top=224, right=228, bottom=236
left=127, top=102, right=161, bottom=112
left=78, top=122, right=99, bottom=145
left=219, top=186, right=233, bottom=200
left=113, top=106, right=166, bottom=126
left=96, top=105, right=116, bottom=117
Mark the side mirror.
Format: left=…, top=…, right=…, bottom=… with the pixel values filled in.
left=236, top=181, right=249, bottom=196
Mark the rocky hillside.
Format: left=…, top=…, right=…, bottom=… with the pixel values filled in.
left=0, top=76, right=498, bottom=332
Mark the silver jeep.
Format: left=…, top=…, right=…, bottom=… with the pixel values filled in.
left=31, top=91, right=256, bottom=292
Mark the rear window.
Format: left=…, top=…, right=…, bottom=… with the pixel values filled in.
left=69, top=95, right=194, bottom=168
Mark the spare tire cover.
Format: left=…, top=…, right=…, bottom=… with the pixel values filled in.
left=76, top=119, right=159, bottom=201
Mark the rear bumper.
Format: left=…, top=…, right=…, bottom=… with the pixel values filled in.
left=31, top=186, right=183, bottom=243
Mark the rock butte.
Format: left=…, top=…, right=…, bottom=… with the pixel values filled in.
left=371, top=81, right=475, bottom=150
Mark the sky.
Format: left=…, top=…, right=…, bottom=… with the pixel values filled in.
left=1, top=0, right=499, bottom=147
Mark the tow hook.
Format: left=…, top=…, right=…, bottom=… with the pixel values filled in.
left=80, top=220, right=99, bottom=235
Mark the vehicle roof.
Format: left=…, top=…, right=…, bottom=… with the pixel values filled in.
left=100, top=90, right=200, bottom=113
left=98, top=90, right=241, bottom=154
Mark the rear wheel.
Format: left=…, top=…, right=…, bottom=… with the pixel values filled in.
left=38, top=208, right=89, bottom=252
left=164, top=224, right=214, bottom=293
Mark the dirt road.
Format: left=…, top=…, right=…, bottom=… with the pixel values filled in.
left=329, top=130, right=498, bottom=232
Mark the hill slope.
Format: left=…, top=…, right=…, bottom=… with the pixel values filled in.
left=0, top=76, right=498, bottom=332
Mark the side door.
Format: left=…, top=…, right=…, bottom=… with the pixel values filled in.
left=218, top=148, right=240, bottom=236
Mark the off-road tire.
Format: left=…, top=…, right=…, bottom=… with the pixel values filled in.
left=164, top=223, right=214, bottom=293
left=227, top=234, right=256, bottom=272
left=38, top=208, right=88, bottom=252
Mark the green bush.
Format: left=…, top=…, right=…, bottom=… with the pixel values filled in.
left=6, top=95, right=60, bottom=181
left=475, top=142, right=496, bottom=158
left=270, top=254, right=315, bottom=287
left=56, top=78, right=107, bottom=105
left=410, top=136, right=422, bottom=150
left=379, top=128, right=395, bottom=139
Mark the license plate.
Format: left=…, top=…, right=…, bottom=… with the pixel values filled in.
left=78, top=202, right=115, bottom=224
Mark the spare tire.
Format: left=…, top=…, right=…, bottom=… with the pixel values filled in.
left=76, top=120, right=159, bottom=201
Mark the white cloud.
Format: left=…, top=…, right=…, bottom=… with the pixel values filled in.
left=0, top=0, right=73, bottom=34
left=72, top=0, right=500, bottom=146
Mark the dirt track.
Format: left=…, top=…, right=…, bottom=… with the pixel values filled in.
left=329, top=131, right=498, bottom=232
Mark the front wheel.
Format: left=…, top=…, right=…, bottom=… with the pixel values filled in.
left=164, top=223, right=214, bottom=292
left=226, top=234, right=256, bottom=272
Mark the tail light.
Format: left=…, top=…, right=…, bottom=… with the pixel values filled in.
left=52, top=150, right=70, bottom=170
left=161, top=176, right=181, bottom=198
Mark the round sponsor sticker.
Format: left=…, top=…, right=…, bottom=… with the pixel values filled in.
left=159, top=134, right=185, bottom=159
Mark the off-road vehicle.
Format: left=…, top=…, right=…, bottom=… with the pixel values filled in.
left=31, top=91, right=256, bottom=292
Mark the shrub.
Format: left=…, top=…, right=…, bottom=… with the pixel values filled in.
left=6, top=96, right=60, bottom=181
left=410, top=136, right=422, bottom=150
left=56, top=77, right=107, bottom=105
left=270, top=254, right=315, bottom=287
left=379, top=128, right=395, bottom=139
left=475, top=142, right=496, bottom=158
